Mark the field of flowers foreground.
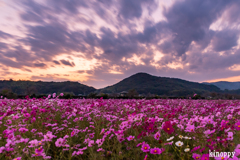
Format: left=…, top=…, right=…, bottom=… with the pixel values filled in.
left=1, top=94, right=240, bottom=160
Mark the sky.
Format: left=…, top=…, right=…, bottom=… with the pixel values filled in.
left=0, top=0, right=240, bottom=89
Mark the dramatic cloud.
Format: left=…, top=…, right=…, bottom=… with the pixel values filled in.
left=0, top=0, right=240, bottom=88
left=60, top=59, right=75, bottom=67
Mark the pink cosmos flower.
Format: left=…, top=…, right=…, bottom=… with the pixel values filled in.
left=89, top=133, right=95, bottom=139
left=200, top=154, right=209, bottom=160
left=12, top=157, right=21, bottom=160
left=71, top=131, right=75, bottom=137
left=31, top=152, right=44, bottom=157
left=127, top=135, right=135, bottom=141
left=84, top=138, right=91, bottom=144
left=185, top=124, right=195, bottom=132
left=19, top=127, right=28, bottom=133
left=191, top=146, right=201, bottom=152
left=136, top=142, right=143, bottom=147
left=234, top=121, right=240, bottom=131
left=0, top=147, right=5, bottom=153
left=88, top=140, right=94, bottom=147
left=96, top=138, right=104, bottom=147
left=44, top=132, right=57, bottom=142
left=79, top=147, right=87, bottom=151
left=29, top=139, right=40, bottom=148
left=72, top=150, right=83, bottom=156
left=35, top=146, right=44, bottom=154
left=150, top=147, right=162, bottom=154
left=227, top=132, right=233, bottom=140
left=144, top=154, right=147, bottom=160
left=141, top=143, right=150, bottom=152
left=234, top=144, right=240, bottom=157
left=154, top=132, right=161, bottom=140
left=97, top=148, right=105, bottom=152
left=192, top=153, right=201, bottom=160
left=6, top=120, right=12, bottom=125
left=221, top=120, right=229, bottom=130
left=55, top=138, right=65, bottom=147
left=214, top=157, right=228, bottom=160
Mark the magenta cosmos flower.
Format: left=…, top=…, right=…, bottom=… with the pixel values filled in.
left=235, top=121, right=240, bottom=131
left=35, top=146, right=44, bottom=154
left=150, top=147, right=162, bottom=154
left=200, top=154, right=209, bottom=160
left=154, top=132, right=161, bottom=140
left=163, top=121, right=174, bottom=134
left=141, top=143, right=150, bottom=152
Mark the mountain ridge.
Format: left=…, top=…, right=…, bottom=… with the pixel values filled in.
left=97, top=72, right=221, bottom=96
left=2, top=72, right=240, bottom=96
left=202, top=81, right=240, bottom=90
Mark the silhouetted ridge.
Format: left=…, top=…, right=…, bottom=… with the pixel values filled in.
left=97, top=72, right=220, bottom=96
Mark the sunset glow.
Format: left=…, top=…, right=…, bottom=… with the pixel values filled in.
left=0, top=0, right=240, bottom=88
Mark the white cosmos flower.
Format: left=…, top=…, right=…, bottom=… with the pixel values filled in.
left=175, top=141, right=184, bottom=147
left=167, top=136, right=174, bottom=141
left=184, top=148, right=190, bottom=152
left=178, top=135, right=183, bottom=139
left=184, top=136, right=191, bottom=139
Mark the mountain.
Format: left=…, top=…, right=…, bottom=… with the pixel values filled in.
left=202, top=81, right=240, bottom=90
left=0, top=80, right=96, bottom=95
left=97, top=72, right=221, bottom=96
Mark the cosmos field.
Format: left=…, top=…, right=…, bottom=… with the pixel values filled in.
left=1, top=94, right=240, bottom=160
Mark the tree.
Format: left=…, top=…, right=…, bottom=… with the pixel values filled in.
left=100, top=93, right=108, bottom=99
left=88, top=93, right=97, bottom=98
left=127, top=89, right=138, bottom=98
left=25, top=86, right=37, bottom=95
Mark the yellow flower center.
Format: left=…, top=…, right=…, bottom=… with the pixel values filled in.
left=179, top=143, right=181, bottom=145
left=144, top=147, right=147, bottom=149
left=221, top=157, right=224, bottom=159
left=196, top=157, right=199, bottom=159
left=238, top=125, right=240, bottom=128
left=154, top=150, right=157, bottom=152
left=167, top=128, right=170, bottom=130
left=38, top=143, right=41, bottom=145
left=191, top=129, right=193, bottom=131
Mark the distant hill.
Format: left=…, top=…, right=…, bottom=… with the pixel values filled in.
left=97, top=72, right=220, bottom=96
left=202, top=81, right=240, bottom=90
left=0, top=80, right=96, bottom=95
